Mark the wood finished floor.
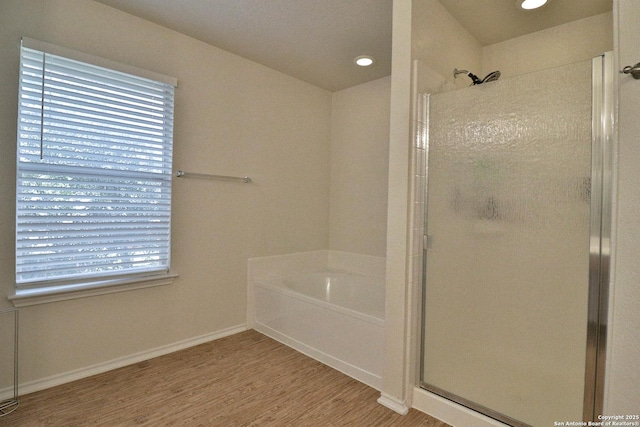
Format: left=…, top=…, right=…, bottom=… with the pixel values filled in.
left=0, top=330, right=450, bottom=426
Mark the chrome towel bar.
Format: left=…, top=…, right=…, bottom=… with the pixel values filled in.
left=176, top=170, right=252, bottom=183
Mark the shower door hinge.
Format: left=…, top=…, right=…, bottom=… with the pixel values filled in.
left=423, top=234, right=432, bottom=250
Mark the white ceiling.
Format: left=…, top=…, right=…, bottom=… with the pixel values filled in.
left=94, top=0, right=612, bottom=92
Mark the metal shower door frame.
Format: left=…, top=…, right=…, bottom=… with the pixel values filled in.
left=583, top=51, right=614, bottom=421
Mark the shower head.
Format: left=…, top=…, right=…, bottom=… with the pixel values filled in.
left=482, top=71, right=501, bottom=83
left=454, top=68, right=501, bottom=85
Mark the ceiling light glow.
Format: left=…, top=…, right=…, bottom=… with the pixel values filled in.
left=354, top=55, right=374, bottom=67
left=520, top=0, right=548, bottom=9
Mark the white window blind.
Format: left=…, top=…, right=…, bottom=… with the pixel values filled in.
left=16, top=40, right=176, bottom=290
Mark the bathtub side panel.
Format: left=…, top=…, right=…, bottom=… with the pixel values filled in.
left=254, top=285, right=383, bottom=389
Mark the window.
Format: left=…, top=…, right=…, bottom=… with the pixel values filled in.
left=13, top=38, right=177, bottom=304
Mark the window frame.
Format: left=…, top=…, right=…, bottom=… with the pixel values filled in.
left=10, top=38, right=178, bottom=307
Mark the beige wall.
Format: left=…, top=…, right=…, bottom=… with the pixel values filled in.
left=411, top=0, right=482, bottom=90
left=330, top=77, right=391, bottom=257
left=483, top=12, right=613, bottom=78
left=376, top=0, right=414, bottom=411
left=606, top=0, right=640, bottom=414
left=412, top=6, right=613, bottom=93
left=0, top=0, right=332, bottom=388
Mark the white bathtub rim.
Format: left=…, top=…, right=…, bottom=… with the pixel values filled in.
left=247, top=250, right=386, bottom=281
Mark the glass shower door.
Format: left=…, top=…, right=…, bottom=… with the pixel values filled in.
left=421, top=60, right=593, bottom=427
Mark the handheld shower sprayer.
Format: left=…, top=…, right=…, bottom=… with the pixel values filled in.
left=454, top=68, right=501, bottom=85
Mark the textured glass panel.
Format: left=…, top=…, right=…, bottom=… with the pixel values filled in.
left=422, top=60, right=591, bottom=426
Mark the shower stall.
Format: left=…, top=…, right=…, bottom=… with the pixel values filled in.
left=417, top=54, right=613, bottom=426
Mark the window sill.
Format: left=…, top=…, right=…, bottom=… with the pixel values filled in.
left=8, top=273, right=178, bottom=307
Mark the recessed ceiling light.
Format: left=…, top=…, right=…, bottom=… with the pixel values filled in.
left=354, top=55, right=375, bottom=67
left=519, top=0, right=548, bottom=9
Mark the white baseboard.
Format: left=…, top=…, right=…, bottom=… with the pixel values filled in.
left=8, top=324, right=246, bottom=398
left=412, top=387, right=508, bottom=427
left=377, top=392, right=409, bottom=415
